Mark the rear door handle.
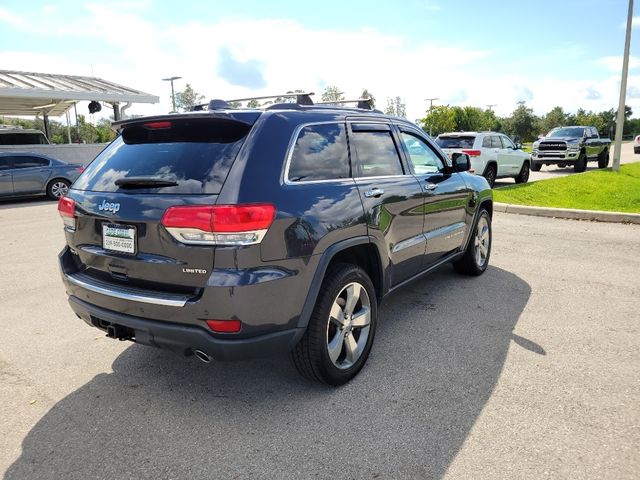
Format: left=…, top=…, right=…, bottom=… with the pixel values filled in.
left=364, top=188, right=384, bottom=198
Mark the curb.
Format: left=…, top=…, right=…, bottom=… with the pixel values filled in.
left=494, top=203, right=640, bottom=224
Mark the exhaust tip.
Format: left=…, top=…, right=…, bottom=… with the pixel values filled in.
left=193, top=349, right=212, bottom=364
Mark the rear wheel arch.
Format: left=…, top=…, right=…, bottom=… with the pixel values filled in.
left=296, top=238, right=384, bottom=330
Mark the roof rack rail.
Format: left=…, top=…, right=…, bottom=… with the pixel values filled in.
left=316, top=98, right=374, bottom=110
left=192, top=92, right=315, bottom=111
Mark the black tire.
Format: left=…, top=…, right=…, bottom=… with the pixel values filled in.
left=574, top=152, right=587, bottom=173
left=483, top=164, right=497, bottom=188
left=453, top=209, right=492, bottom=276
left=530, top=161, right=542, bottom=172
left=46, top=178, right=70, bottom=200
left=290, top=263, right=377, bottom=386
left=598, top=149, right=609, bottom=169
left=514, top=161, right=530, bottom=184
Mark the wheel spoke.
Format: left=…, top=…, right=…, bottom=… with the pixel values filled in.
left=329, top=302, right=345, bottom=327
left=344, top=284, right=361, bottom=316
left=479, top=243, right=488, bottom=256
left=344, top=334, right=359, bottom=364
left=328, top=329, right=346, bottom=364
left=351, top=307, right=370, bottom=328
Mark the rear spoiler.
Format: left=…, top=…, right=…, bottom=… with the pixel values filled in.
left=111, top=112, right=260, bottom=132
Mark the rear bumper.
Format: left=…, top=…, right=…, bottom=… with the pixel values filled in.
left=68, top=295, right=305, bottom=361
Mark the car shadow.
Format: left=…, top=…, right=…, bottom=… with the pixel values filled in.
left=5, top=266, right=532, bottom=480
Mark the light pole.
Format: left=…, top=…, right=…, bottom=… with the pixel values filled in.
left=613, top=0, right=633, bottom=172
left=486, top=104, right=497, bottom=112
left=425, top=97, right=439, bottom=136
left=162, top=76, right=182, bottom=113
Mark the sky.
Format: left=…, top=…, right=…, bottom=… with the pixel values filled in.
left=1, top=0, right=639, bottom=122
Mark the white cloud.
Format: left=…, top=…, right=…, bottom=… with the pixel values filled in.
left=597, top=55, right=640, bottom=72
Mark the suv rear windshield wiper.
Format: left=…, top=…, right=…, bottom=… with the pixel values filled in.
left=114, top=177, right=179, bottom=189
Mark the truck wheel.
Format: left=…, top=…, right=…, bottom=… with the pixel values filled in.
left=453, top=208, right=491, bottom=276
left=483, top=164, right=497, bottom=188
left=574, top=153, right=587, bottom=173
left=530, top=161, right=542, bottom=172
left=47, top=178, right=70, bottom=200
left=514, top=161, right=530, bottom=184
left=598, top=149, right=609, bottom=169
left=290, top=263, right=377, bottom=385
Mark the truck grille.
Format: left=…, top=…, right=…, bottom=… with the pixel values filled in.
left=538, top=142, right=567, bottom=151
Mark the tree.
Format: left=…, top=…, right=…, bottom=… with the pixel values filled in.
left=247, top=99, right=261, bottom=108
left=385, top=97, right=406, bottom=118
left=175, top=83, right=205, bottom=112
left=360, top=88, right=376, bottom=108
left=418, top=105, right=456, bottom=136
left=539, top=106, right=568, bottom=135
left=321, top=86, right=344, bottom=103
left=503, top=102, right=538, bottom=142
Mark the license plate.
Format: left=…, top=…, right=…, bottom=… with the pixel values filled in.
left=102, top=224, right=136, bottom=254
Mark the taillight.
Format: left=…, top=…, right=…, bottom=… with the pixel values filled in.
left=57, top=196, right=76, bottom=230
left=75, top=166, right=85, bottom=173
left=206, top=319, right=242, bottom=333
left=462, top=149, right=482, bottom=157
left=161, top=204, right=276, bottom=246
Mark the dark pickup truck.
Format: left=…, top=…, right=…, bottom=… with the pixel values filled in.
left=531, top=126, right=611, bottom=173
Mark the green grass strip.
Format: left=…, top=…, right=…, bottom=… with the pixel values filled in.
left=493, top=162, right=640, bottom=213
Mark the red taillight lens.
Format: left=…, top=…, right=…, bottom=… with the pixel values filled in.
left=211, top=204, right=276, bottom=232
left=161, top=204, right=276, bottom=245
left=57, top=196, right=76, bottom=230
left=462, top=149, right=482, bottom=157
left=206, top=319, right=242, bottom=333
left=161, top=206, right=216, bottom=231
left=75, top=166, right=85, bottom=173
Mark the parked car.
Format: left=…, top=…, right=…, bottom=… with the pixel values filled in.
left=531, top=126, right=611, bottom=173
left=435, top=132, right=530, bottom=187
left=0, top=152, right=83, bottom=200
left=0, top=126, right=50, bottom=145
left=57, top=96, right=493, bottom=385
left=634, top=135, right=640, bottom=154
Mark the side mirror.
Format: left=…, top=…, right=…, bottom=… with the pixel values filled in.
left=452, top=152, right=471, bottom=172
left=515, top=143, right=522, bottom=150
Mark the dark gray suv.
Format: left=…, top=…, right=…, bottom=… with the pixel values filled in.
left=58, top=95, right=493, bottom=385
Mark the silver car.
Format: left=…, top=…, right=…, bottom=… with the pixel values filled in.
left=0, top=152, right=83, bottom=200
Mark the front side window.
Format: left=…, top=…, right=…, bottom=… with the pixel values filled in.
left=288, top=123, right=349, bottom=182
left=351, top=130, right=403, bottom=177
left=400, top=132, right=445, bottom=174
left=0, top=157, right=10, bottom=170
left=500, top=136, right=515, bottom=149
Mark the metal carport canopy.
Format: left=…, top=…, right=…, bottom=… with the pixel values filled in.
left=0, top=69, right=159, bottom=117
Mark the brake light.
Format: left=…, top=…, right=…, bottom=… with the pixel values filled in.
left=206, top=319, right=242, bottom=333
left=161, top=204, right=276, bottom=245
left=462, top=149, right=482, bottom=157
left=75, top=166, right=85, bottom=173
left=57, top=196, right=76, bottom=230
left=144, top=121, right=172, bottom=129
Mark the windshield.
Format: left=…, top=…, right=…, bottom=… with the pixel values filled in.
left=548, top=127, right=585, bottom=138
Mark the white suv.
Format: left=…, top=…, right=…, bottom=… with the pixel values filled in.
left=435, top=132, right=530, bottom=187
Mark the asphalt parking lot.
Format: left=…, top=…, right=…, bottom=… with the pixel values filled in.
left=1, top=197, right=639, bottom=479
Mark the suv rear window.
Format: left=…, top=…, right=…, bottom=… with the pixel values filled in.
left=73, top=118, right=249, bottom=194
left=435, top=136, right=476, bottom=149
left=0, top=132, right=49, bottom=145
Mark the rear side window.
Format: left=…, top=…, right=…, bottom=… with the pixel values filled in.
left=436, top=136, right=476, bottom=149
left=287, top=123, right=349, bottom=182
left=13, top=156, right=50, bottom=168
left=482, top=137, right=491, bottom=148
left=73, top=119, right=249, bottom=194
left=351, top=131, right=403, bottom=177
left=0, top=157, right=9, bottom=170
left=490, top=136, right=502, bottom=148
